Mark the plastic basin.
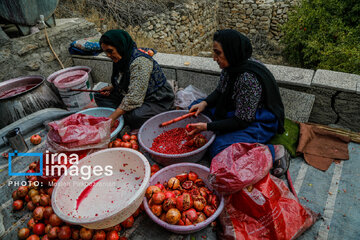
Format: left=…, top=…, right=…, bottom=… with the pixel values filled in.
left=77, top=107, right=124, bottom=140
left=143, top=163, right=224, bottom=234
left=138, top=110, right=215, bottom=166
left=51, top=148, right=151, bottom=229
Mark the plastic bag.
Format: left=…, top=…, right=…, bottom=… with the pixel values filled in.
left=209, top=143, right=273, bottom=194
left=218, top=174, right=318, bottom=240
left=47, top=113, right=111, bottom=151
left=174, top=85, right=207, bottom=109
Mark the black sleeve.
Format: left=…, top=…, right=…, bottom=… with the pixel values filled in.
left=207, top=116, right=250, bottom=132
left=205, top=89, right=221, bottom=108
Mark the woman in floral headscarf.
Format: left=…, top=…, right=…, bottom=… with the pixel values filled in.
left=95, top=30, right=174, bottom=129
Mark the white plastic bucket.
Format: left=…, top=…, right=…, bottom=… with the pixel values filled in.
left=53, top=70, right=91, bottom=111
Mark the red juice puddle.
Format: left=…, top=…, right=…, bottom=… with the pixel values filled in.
left=0, top=84, right=37, bottom=99
left=76, top=178, right=103, bottom=211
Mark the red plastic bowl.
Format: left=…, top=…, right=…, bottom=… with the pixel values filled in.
left=143, top=163, right=224, bottom=234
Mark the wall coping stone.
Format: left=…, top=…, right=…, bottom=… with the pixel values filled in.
left=72, top=52, right=359, bottom=94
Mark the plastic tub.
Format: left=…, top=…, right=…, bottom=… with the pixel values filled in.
left=143, top=163, right=225, bottom=234
left=77, top=107, right=124, bottom=140
left=52, top=148, right=151, bottom=229
left=138, top=110, right=215, bottom=166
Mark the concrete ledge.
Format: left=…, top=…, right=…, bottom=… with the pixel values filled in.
left=266, top=64, right=314, bottom=87
left=312, top=69, right=360, bottom=92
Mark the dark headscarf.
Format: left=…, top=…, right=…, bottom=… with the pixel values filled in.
left=213, top=29, right=284, bottom=133
left=99, top=30, right=137, bottom=92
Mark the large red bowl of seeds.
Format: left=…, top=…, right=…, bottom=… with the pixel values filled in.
left=138, top=110, right=215, bottom=166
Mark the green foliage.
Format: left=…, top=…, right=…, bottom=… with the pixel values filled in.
left=280, top=0, right=360, bottom=74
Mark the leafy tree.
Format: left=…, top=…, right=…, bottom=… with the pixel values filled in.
left=281, top=0, right=360, bottom=74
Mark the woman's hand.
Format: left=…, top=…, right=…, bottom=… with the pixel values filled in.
left=99, top=86, right=114, bottom=96
left=187, top=122, right=207, bottom=136
left=109, top=108, right=125, bottom=127
left=189, top=101, right=208, bottom=116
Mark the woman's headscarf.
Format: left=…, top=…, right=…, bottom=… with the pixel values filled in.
left=213, top=29, right=284, bottom=133
left=100, top=30, right=137, bottom=92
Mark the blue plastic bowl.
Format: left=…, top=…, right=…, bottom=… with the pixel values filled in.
left=77, top=107, right=124, bottom=140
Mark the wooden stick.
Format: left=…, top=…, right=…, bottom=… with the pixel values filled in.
left=303, top=122, right=360, bottom=143
left=159, top=112, right=196, bottom=127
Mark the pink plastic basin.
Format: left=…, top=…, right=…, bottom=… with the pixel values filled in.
left=143, top=163, right=224, bottom=234
left=138, top=110, right=216, bottom=166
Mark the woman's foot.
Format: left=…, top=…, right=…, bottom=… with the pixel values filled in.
left=272, top=145, right=291, bottom=177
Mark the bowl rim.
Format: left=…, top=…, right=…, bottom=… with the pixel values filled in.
left=0, top=75, right=45, bottom=100
left=77, top=107, right=124, bottom=139
left=138, top=110, right=216, bottom=157
left=51, top=148, right=151, bottom=225
left=143, top=163, right=225, bottom=233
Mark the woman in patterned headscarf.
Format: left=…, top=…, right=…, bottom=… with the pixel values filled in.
left=188, top=29, right=289, bottom=177
left=95, top=30, right=174, bottom=129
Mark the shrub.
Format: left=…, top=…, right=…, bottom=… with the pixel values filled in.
left=280, top=0, right=360, bottom=74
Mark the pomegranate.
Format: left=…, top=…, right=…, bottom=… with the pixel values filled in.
left=28, top=189, right=39, bottom=198
left=79, top=227, right=93, bottom=240
left=167, top=177, right=180, bottom=189
left=165, top=208, right=181, bottom=224
left=58, top=225, right=71, bottom=240
left=13, top=199, right=24, bottom=210
left=176, top=193, right=193, bottom=211
left=18, top=227, right=30, bottom=239
left=145, top=186, right=161, bottom=199
left=155, top=183, right=165, bottom=191
left=17, top=186, right=29, bottom=198
left=132, top=207, right=141, bottom=218
left=31, top=195, right=41, bottom=206
left=123, top=142, right=132, bottom=148
left=185, top=124, right=193, bottom=132
left=72, top=229, right=80, bottom=239
left=27, top=201, right=36, bottom=211
left=40, top=194, right=50, bottom=206
left=175, top=172, right=188, bottom=182
left=48, top=226, right=60, bottom=239
left=33, top=206, right=45, bottom=221
left=189, top=188, right=201, bottom=198
left=33, top=223, right=45, bottom=235
left=106, top=230, right=119, bottom=240
left=194, top=136, right=207, bottom=147
left=182, top=208, right=199, bottom=222
left=93, top=230, right=106, bottom=240
left=29, top=162, right=37, bottom=170
left=27, top=218, right=36, bottom=230
left=208, top=194, right=219, bottom=208
left=30, top=134, right=42, bottom=145
left=203, top=205, right=216, bottom=217
left=181, top=180, right=194, bottom=190
left=49, top=213, right=63, bottom=226
left=188, top=171, right=198, bottom=181
left=173, top=190, right=181, bottom=197
left=120, top=215, right=134, bottom=229
left=150, top=164, right=160, bottom=173
left=193, top=195, right=207, bottom=211
left=12, top=190, right=20, bottom=200
left=42, top=235, right=50, bottom=240
left=178, top=219, right=185, bottom=226
left=194, top=212, right=207, bottom=224
left=122, top=132, right=131, bottom=142
left=26, top=235, right=40, bottom=240
left=150, top=204, right=162, bottom=216
left=131, top=143, right=139, bottom=150
left=45, top=224, right=52, bottom=234
left=112, top=139, right=122, bottom=148
left=130, top=134, right=137, bottom=141
left=159, top=213, right=167, bottom=222
left=43, top=206, right=54, bottom=219
left=164, top=191, right=176, bottom=199
left=194, top=178, right=205, bottom=187
left=152, top=192, right=166, bottom=204
left=47, top=187, right=54, bottom=196
left=162, top=197, right=177, bottom=212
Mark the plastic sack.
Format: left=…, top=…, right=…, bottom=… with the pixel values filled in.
left=269, top=118, right=300, bottom=157
left=209, top=143, right=273, bottom=194
left=47, top=113, right=111, bottom=151
left=174, top=85, right=207, bottom=109
left=218, top=173, right=318, bottom=240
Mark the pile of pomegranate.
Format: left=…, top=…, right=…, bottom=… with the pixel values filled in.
left=14, top=162, right=143, bottom=240
left=108, top=133, right=139, bottom=151
left=146, top=171, right=219, bottom=226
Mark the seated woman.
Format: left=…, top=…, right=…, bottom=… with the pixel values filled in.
left=187, top=29, right=289, bottom=177
left=95, top=30, right=175, bottom=129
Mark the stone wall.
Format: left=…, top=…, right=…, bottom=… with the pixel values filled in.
left=218, top=0, right=296, bottom=40
left=134, top=0, right=218, bottom=54
left=0, top=18, right=99, bottom=82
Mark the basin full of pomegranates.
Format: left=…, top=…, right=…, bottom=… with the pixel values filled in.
left=143, top=163, right=224, bottom=234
